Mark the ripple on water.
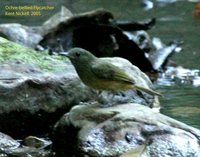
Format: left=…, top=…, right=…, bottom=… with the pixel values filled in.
left=156, top=66, right=200, bottom=129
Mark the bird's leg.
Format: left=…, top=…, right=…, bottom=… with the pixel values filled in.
left=136, top=90, right=154, bottom=108
left=118, top=91, right=126, bottom=97
left=96, top=90, right=107, bottom=105
left=96, top=90, right=126, bottom=107
left=110, top=91, right=116, bottom=101
left=57, top=38, right=64, bottom=52
left=98, top=90, right=103, bottom=96
left=105, top=91, right=120, bottom=106
left=111, top=91, right=129, bottom=104
left=96, top=90, right=116, bottom=107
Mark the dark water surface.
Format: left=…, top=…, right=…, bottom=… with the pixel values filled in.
left=0, top=0, right=200, bottom=129
left=160, top=85, right=200, bottom=129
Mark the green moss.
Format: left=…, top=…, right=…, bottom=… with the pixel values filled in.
left=0, top=37, right=66, bottom=72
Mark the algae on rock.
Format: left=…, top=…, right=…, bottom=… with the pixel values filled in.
left=0, top=37, right=66, bottom=72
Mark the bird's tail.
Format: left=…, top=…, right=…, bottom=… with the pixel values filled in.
left=134, top=85, right=161, bottom=96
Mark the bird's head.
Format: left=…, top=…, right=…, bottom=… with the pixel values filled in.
left=59, top=47, right=96, bottom=65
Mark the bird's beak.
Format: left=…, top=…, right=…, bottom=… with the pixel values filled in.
left=59, top=52, right=69, bottom=57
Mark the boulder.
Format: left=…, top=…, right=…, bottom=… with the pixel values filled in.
left=0, top=37, right=96, bottom=137
left=52, top=103, right=200, bottom=157
left=0, top=23, right=42, bottom=48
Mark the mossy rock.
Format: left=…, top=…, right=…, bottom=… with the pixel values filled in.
left=0, top=37, right=66, bottom=72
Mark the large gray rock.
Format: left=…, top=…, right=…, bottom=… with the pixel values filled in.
left=53, top=103, right=200, bottom=157
left=0, top=23, right=42, bottom=48
left=0, top=37, right=96, bottom=136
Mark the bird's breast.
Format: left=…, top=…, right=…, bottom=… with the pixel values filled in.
left=84, top=78, right=133, bottom=91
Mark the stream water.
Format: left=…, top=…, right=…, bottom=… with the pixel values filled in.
left=0, top=0, right=200, bottom=130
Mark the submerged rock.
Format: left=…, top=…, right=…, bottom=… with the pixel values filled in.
left=52, top=103, right=200, bottom=157
left=23, top=136, right=52, bottom=149
left=0, top=132, right=53, bottom=157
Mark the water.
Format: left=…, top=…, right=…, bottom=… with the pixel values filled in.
left=157, top=73, right=200, bottom=129
left=160, top=85, right=200, bottom=129
left=0, top=0, right=200, bottom=128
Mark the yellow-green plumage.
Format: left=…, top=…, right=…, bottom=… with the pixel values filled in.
left=61, top=47, right=161, bottom=96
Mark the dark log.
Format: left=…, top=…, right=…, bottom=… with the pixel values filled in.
left=115, top=18, right=156, bottom=31
left=39, top=9, right=155, bottom=72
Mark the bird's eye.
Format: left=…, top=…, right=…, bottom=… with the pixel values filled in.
left=75, top=52, right=80, bottom=57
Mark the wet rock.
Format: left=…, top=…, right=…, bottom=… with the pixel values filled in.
left=156, top=66, right=200, bottom=87
left=141, top=0, right=154, bottom=11
left=128, top=30, right=183, bottom=71
left=23, top=136, right=52, bottom=149
left=0, top=132, right=53, bottom=157
left=127, top=30, right=153, bottom=53
left=52, top=103, right=200, bottom=157
left=0, top=23, right=42, bottom=48
left=0, top=132, right=20, bottom=154
left=148, top=41, right=182, bottom=71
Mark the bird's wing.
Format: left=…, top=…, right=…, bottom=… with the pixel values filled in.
left=91, top=61, right=135, bottom=84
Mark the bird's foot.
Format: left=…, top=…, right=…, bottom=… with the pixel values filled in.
left=99, top=102, right=115, bottom=108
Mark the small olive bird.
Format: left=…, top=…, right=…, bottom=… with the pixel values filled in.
left=60, top=47, right=161, bottom=96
